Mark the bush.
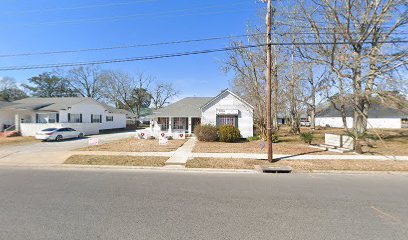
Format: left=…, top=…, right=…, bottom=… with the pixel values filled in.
left=300, top=132, right=314, bottom=144
left=166, top=136, right=173, bottom=140
left=219, top=125, right=241, bottom=142
left=148, top=136, right=156, bottom=140
left=271, top=133, right=280, bottom=143
left=247, top=135, right=261, bottom=141
left=194, top=124, right=219, bottom=142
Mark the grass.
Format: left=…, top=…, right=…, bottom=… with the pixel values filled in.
left=65, top=155, right=168, bottom=167
left=186, top=157, right=408, bottom=172
left=193, top=127, right=408, bottom=156
left=78, top=138, right=187, bottom=152
left=0, top=136, right=39, bottom=146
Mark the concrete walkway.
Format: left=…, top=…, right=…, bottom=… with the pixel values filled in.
left=164, top=137, right=196, bottom=166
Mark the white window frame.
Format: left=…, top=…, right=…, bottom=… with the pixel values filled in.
left=106, top=116, right=114, bottom=122
left=69, top=114, right=81, bottom=123
left=37, top=113, right=57, bottom=123
left=219, top=115, right=235, bottom=126
left=157, top=117, right=169, bottom=131
left=172, top=117, right=188, bottom=130
left=91, top=114, right=102, bottom=123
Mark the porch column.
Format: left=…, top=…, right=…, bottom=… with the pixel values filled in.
left=188, top=117, right=192, bottom=134
left=168, top=117, right=172, bottom=134
left=15, top=113, right=21, bottom=133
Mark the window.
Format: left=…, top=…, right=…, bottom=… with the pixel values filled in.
left=91, top=114, right=102, bottom=123
left=172, top=117, right=188, bottom=130
left=68, top=114, right=82, bottom=123
left=157, top=117, right=169, bottom=131
left=402, top=118, right=408, bottom=128
left=219, top=115, right=236, bottom=126
left=36, top=113, right=58, bottom=123
left=106, top=116, right=114, bottom=122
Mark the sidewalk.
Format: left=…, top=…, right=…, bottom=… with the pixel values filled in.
left=165, top=137, right=196, bottom=166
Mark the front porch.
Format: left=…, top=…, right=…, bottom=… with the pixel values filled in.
left=150, top=117, right=201, bottom=136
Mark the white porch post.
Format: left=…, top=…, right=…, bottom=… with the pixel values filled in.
left=168, top=117, right=172, bottom=134
left=15, top=113, right=21, bottom=133
left=188, top=117, right=192, bottom=134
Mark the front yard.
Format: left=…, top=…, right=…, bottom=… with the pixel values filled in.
left=0, top=136, right=39, bottom=146
left=193, top=127, right=408, bottom=156
left=65, top=155, right=168, bottom=167
left=186, top=158, right=408, bottom=172
left=78, top=138, right=187, bottom=152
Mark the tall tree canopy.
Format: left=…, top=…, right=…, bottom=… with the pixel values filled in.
left=22, top=72, right=76, bottom=97
left=0, top=77, right=27, bottom=101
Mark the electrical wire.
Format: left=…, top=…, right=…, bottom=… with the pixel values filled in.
left=0, top=40, right=406, bottom=71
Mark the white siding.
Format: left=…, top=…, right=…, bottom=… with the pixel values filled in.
left=201, top=91, right=254, bottom=138
left=20, top=123, right=100, bottom=136
left=316, top=117, right=402, bottom=129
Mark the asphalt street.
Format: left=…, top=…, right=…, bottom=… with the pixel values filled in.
left=0, top=168, right=407, bottom=240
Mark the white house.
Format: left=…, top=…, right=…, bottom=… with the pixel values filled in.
left=149, top=89, right=254, bottom=138
left=0, top=97, right=132, bottom=136
left=315, top=103, right=408, bottom=129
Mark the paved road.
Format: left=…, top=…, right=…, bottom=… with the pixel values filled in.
left=0, top=168, right=407, bottom=240
left=0, top=131, right=136, bottom=165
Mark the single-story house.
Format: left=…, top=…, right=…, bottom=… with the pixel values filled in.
left=149, top=89, right=254, bottom=138
left=315, top=103, right=408, bottom=129
left=0, top=97, right=131, bottom=136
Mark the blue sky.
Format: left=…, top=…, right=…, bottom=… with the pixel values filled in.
left=0, top=0, right=263, bottom=98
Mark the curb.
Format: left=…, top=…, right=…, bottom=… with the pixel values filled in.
left=0, top=163, right=407, bottom=175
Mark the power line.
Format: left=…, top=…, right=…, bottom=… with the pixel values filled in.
left=1, top=31, right=407, bottom=58
left=1, top=0, right=157, bottom=15
left=0, top=40, right=406, bottom=71
left=1, top=2, right=252, bottom=27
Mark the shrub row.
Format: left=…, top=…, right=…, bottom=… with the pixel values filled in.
left=194, top=124, right=241, bottom=142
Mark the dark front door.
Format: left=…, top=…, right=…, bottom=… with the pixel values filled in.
left=192, top=118, right=201, bottom=133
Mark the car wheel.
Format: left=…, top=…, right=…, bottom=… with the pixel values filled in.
left=78, top=133, right=84, bottom=138
left=55, top=135, right=63, bottom=141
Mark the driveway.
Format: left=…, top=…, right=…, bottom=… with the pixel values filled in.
left=0, top=169, right=407, bottom=240
left=0, top=131, right=137, bottom=165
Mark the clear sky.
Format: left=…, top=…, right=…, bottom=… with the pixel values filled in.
left=0, top=0, right=263, bottom=98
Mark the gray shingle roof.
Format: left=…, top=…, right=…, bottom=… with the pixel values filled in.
left=316, top=103, right=408, bottom=118
left=151, top=97, right=213, bottom=117
left=0, top=97, right=126, bottom=115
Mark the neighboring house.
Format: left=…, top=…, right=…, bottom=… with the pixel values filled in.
left=149, top=89, right=254, bottom=138
left=0, top=97, right=131, bottom=136
left=315, top=103, right=408, bottom=129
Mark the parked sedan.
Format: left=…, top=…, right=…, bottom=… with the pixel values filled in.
left=35, top=127, right=84, bottom=141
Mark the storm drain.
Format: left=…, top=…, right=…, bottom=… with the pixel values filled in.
left=257, top=165, right=293, bottom=173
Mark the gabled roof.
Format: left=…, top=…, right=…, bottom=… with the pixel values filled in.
left=151, top=97, right=213, bottom=118
left=316, top=102, right=408, bottom=118
left=0, top=97, right=127, bottom=115
left=200, top=89, right=254, bottom=110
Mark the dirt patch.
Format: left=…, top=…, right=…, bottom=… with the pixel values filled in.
left=78, top=138, right=187, bottom=152
left=0, top=136, right=39, bottom=146
left=186, top=158, right=408, bottom=171
left=65, top=155, right=168, bottom=167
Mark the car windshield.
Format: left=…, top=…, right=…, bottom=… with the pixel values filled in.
left=42, top=128, right=57, bottom=132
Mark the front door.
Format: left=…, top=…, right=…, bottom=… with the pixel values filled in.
left=192, top=118, right=201, bottom=133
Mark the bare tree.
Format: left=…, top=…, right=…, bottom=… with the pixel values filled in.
left=150, top=81, right=180, bottom=110
left=66, top=65, right=103, bottom=100
left=300, top=0, right=407, bottom=152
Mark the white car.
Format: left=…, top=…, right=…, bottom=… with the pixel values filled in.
left=35, top=127, right=84, bottom=141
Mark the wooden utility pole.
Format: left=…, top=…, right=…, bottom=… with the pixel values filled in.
left=265, top=0, right=273, bottom=162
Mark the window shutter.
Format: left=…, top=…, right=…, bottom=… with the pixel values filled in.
left=99, top=115, right=102, bottom=123
left=216, top=115, right=220, bottom=127
left=67, top=113, right=71, bottom=123
left=36, top=114, right=39, bottom=123
left=80, top=114, right=82, bottom=123
left=56, top=113, right=59, bottom=123
left=91, top=114, right=93, bottom=123
left=234, top=115, right=238, bottom=128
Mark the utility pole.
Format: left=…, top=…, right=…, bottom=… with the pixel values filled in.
left=265, top=0, right=274, bottom=162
